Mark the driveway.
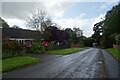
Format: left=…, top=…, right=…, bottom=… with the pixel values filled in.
left=2, top=48, right=120, bottom=78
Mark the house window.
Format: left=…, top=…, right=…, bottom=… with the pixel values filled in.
left=19, top=40, right=23, bottom=44
left=16, top=40, right=20, bottom=43
left=21, top=40, right=24, bottom=44
left=23, top=40, right=25, bottom=44
left=20, top=40, right=21, bottom=44
left=31, top=41, right=33, bottom=44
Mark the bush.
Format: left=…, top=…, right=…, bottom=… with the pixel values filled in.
left=109, top=33, right=117, bottom=44
left=47, top=42, right=55, bottom=50
left=116, top=34, right=120, bottom=44
left=2, top=40, right=25, bottom=59
left=83, top=37, right=94, bottom=47
left=31, top=42, right=40, bottom=53
left=100, top=37, right=112, bottom=48
left=100, top=38, right=106, bottom=48
left=78, top=41, right=84, bottom=48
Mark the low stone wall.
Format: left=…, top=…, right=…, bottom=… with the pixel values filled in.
left=113, top=44, right=120, bottom=49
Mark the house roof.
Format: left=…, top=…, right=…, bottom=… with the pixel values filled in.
left=2, top=28, right=41, bottom=40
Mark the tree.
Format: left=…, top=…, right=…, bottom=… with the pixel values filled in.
left=65, top=28, right=73, bottom=41
left=65, top=27, right=83, bottom=44
left=71, top=27, right=83, bottom=44
left=44, top=26, right=68, bottom=43
left=83, top=37, right=94, bottom=47
left=73, top=27, right=83, bottom=37
left=93, top=21, right=103, bottom=45
left=27, top=10, right=52, bottom=31
left=43, top=26, right=53, bottom=42
left=12, top=25, right=21, bottom=29
left=104, top=3, right=120, bottom=35
left=108, top=33, right=117, bottom=44
left=93, top=2, right=120, bottom=48
left=0, top=17, right=9, bottom=28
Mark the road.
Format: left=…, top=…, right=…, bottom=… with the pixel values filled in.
left=2, top=48, right=120, bottom=78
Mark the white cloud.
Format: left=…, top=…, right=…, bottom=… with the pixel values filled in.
left=2, top=0, right=119, bottom=2
left=79, top=13, right=86, bottom=18
left=2, top=2, right=106, bottom=37
left=41, top=2, right=74, bottom=18
left=53, top=13, right=105, bottom=37
left=98, top=2, right=118, bottom=11
left=99, top=5, right=107, bottom=10
left=53, top=18, right=93, bottom=37
left=3, top=13, right=105, bottom=37
left=75, top=13, right=86, bottom=19
left=3, top=18, right=27, bottom=29
left=2, top=2, right=74, bottom=28
left=2, top=2, right=74, bottom=19
left=92, top=14, right=105, bottom=25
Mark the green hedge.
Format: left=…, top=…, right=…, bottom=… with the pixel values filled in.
left=2, top=40, right=26, bottom=59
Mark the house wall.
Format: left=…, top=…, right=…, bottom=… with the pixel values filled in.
left=9, top=38, right=34, bottom=47
left=24, top=40, right=31, bottom=47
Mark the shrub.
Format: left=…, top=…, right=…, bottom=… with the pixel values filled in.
left=47, top=42, right=54, bottom=50
left=83, top=37, right=94, bottom=47
left=109, top=33, right=117, bottom=44
left=100, top=37, right=112, bottom=48
left=2, top=40, right=25, bottom=59
left=116, top=34, right=120, bottom=44
left=31, top=42, right=40, bottom=53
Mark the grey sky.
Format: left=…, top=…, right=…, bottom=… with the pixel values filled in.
left=1, top=1, right=119, bottom=37
left=2, top=2, right=45, bottom=19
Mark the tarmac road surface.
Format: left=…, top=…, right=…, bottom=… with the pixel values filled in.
left=2, top=48, right=120, bottom=78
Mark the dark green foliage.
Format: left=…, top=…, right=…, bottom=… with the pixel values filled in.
left=78, top=41, right=84, bottom=48
left=93, top=3, right=120, bottom=48
left=12, top=25, right=21, bottom=29
left=65, top=28, right=83, bottom=45
left=70, top=33, right=78, bottom=44
left=116, top=34, right=120, bottom=44
left=83, top=37, right=94, bottom=47
left=45, top=26, right=69, bottom=43
left=47, top=42, right=55, bottom=50
left=100, top=37, right=112, bottom=48
left=108, top=33, right=117, bottom=44
left=104, top=3, right=120, bottom=35
left=31, top=42, right=40, bottom=53
left=0, top=17, right=9, bottom=28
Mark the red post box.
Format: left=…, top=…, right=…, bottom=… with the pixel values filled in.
left=45, top=41, right=49, bottom=47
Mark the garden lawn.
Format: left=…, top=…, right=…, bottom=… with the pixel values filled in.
left=47, top=48, right=82, bottom=55
left=1, top=56, right=39, bottom=72
left=107, top=48, right=120, bottom=61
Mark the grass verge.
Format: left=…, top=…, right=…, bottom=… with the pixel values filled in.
left=107, top=48, right=120, bottom=61
left=47, top=48, right=82, bottom=55
left=1, top=56, right=39, bottom=72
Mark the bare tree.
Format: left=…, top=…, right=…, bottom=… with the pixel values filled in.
left=27, top=10, right=52, bottom=31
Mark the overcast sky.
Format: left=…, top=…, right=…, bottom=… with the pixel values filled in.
left=1, top=1, right=119, bottom=37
